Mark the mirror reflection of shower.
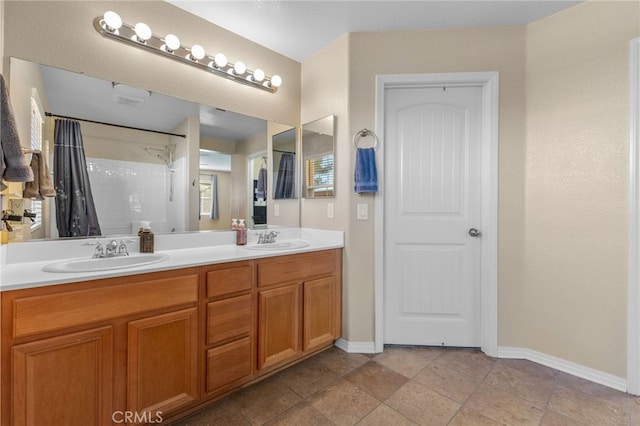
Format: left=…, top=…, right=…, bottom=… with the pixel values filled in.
left=143, top=144, right=176, bottom=202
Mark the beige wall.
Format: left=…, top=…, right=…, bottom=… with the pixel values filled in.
left=4, top=0, right=640, bottom=380
left=79, top=122, right=170, bottom=162
left=200, top=137, right=237, bottom=156
left=341, top=26, right=528, bottom=344
left=300, top=35, right=353, bottom=336
left=0, top=0, right=4, bottom=64
left=2, top=1, right=300, bottom=127
left=300, top=1, right=638, bottom=379
left=523, top=1, right=639, bottom=378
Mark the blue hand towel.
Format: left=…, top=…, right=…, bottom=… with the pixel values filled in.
left=354, top=147, right=378, bottom=194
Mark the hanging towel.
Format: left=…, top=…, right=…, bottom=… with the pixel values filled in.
left=256, top=167, right=267, bottom=199
left=209, top=174, right=219, bottom=220
left=354, top=147, right=378, bottom=194
left=23, top=152, right=56, bottom=200
left=0, top=74, right=34, bottom=190
left=274, top=153, right=295, bottom=199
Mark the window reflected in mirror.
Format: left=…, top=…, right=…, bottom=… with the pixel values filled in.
left=199, top=149, right=231, bottom=231
left=302, top=115, right=335, bottom=198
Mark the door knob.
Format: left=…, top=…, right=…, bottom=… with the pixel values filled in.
left=468, top=228, right=481, bottom=237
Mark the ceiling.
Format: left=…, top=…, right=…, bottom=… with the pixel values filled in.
left=166, top=0, right=583, bottom=62
left=41, top=1, right=583, bottom=144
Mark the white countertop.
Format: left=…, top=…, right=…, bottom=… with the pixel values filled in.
left=0, top=228, right=344, bottom=291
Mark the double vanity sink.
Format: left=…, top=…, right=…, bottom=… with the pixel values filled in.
left=0, top=227, right=344, bottom=425
left=1, top=228, right=340, bottom=290
left=40, top=239, right=311, bottom=273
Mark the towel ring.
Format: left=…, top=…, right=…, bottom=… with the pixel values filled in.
left=353, top=128, right=379, bottom=151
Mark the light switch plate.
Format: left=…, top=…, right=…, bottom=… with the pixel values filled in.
left=274, top=204, right=280, bottom=217
left=357, top=203, right=368, bottom=220
left=9, top=199, right=24, bottom=215
left=327, top=203, right=334, bottom=219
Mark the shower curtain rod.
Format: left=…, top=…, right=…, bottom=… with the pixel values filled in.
left=273, top=149, right=295, bottom=154
left=45, top=112, right=186, bottom=138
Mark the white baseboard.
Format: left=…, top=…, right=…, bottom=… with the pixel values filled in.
left=337, top=341, right=627, bottom=393
left=335, top=338, right=377, bottom=354
left=498, top=346, right=627, bottom=393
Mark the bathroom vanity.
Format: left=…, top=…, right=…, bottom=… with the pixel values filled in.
left=0, top=229, right=343, bottom=425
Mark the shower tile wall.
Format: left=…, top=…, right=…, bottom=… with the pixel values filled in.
left=86, top=158, right=186, bottom=235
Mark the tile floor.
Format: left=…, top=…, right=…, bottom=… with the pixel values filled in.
left=169, top=346, right=640, bottom=425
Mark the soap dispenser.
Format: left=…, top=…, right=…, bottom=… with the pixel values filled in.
left=138, top=221, right=154, bottom=253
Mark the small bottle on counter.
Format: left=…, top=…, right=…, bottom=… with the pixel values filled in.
left=138, top=221, right=155, bottom=253
left=236, top=219, right=247, bottom=245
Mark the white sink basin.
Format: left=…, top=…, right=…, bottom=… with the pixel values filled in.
left=43, top=253, right=170, bottom=273
left=244, top=240, right=310, bottom=251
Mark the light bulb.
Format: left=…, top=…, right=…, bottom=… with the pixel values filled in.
left=103, top=11, right=122, bottom=32
left=134, top=23, right=152, bottom=42
left=163, top=34, right=180, bottom=52
left=270, top=75, right=283, bottom=88
left=233, top=61, right=247, bottom=75
left=252, top=68, right=265, bottom=82
left=214, top=53, right=228, bottom=68
left=189, top=44, right=205, bottom=61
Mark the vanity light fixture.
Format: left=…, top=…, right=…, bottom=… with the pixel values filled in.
left=133, top=22, right=152, bottom=43
left=94, top=11, right=282, bottom=93
left=188, top=44, right=206, bottom=61
left=163, top=34, right=180, bottom=53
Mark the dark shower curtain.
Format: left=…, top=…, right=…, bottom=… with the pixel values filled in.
left=274, top=152, right=295, bottom=199
left=54, top=119, right=101, bottom=237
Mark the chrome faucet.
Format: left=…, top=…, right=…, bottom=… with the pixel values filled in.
left=118, top=240, right=130, bottom=256
left=92, top=241, right=105, bottom=258
left=257, top=231, right=279, bottom=244
left=91, top=239, right=130, bottom=258
left=105, top=240, right=118, bottom=257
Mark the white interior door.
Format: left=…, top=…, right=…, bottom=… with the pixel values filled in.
left=383, top=85, right=483, bottom=347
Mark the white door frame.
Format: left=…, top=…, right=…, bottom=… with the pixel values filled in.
left=628, top=37, right=640, bottom=396
left=374, top=72, right=499, bottom=356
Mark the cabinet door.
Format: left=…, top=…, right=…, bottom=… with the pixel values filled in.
left=206, top=337, right=252, bottom=393
left=128, top=308, right=198, bottom=419
left=12, top=326, right=113, bottom=426
left=258, top=284, right=301, bottom=370
left=303, top=277, right=337, bottom=351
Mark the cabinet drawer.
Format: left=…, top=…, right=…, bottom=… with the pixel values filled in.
left=206, top=265, right=252, bottom=298
left=207, top=294, right=252, bottom=346
left=13, top=274, right=198, bottom=338
left=206, top=337, right=252, bottom=393
left=258, top=252, right=335, bottom=287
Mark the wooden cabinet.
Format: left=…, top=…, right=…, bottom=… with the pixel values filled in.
left=257, top=250, right=342, bottom=372
left=12, top=326, right=114, bottom=426
left=202, top=261, right=255, bottom=397
left=303, top=276, right=338, bottom=351
left=1, top=269, right=199, bottom=426
left=258, top=283, right=302, bottom=370
left=127, top=308, right=198, bottom=418
left=1, top=249, right=342, bottom=425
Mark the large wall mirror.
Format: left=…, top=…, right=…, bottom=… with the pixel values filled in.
left=302, top=115, right=335, bottom=198
left=5, top=57, right=298, bottom=243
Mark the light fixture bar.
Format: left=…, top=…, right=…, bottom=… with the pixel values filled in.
left=93, top=12, right=282, bottom=93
